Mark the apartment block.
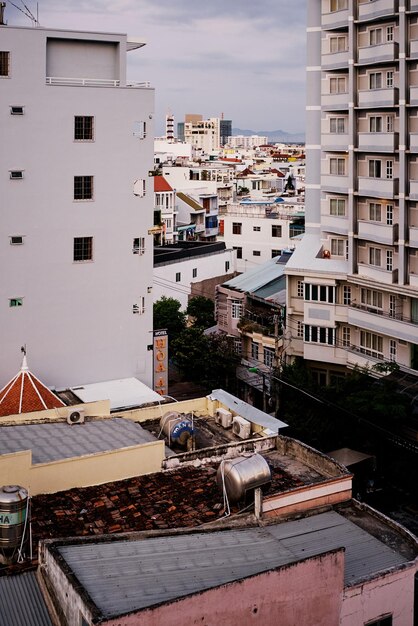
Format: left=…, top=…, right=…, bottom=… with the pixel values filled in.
left=1, top=24, right=154, bottom=388
left=286, top=0, right=418, bottom=379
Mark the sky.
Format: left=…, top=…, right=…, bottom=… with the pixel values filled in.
left=5, top=0, right=307, bottom=136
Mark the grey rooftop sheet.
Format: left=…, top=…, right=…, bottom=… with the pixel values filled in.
left=0, top=572, right=53, bottom=626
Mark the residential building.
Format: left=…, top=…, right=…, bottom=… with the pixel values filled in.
left=176, top=191, right=219, bottom=241
left=0, top=23, right=154, bottom=388
left=227, top=135, right=269, bottom=148
left=153, top=175, right=178, bottom=244
left=286, top=0, right=418, bottom=379
left=177, top=114, right=231, bottom=153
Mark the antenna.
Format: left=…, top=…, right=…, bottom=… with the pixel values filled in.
left=8, top=0, right=38, bottom=25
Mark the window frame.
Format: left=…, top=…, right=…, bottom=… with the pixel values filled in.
left=272, top=224, right=282, bottom=238
left=74, top=175, right=94, bottom=201
left=330, top=197, right=346, bottom=216
left=73, top=236, right=93, bottom=262
left=232, top=222, right=242, bottom=235
left=74, top=116, right=94, bottom=141
left=0, top=51, right=10, bottom=77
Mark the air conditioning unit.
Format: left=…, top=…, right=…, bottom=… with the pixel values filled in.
left=215, top=408, right=233, bottom=429
left=232, top=416, right=251, bottom=439
left=66, top=409, right=85, bottom=425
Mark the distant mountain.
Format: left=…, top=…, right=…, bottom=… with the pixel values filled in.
left=232, top=127, right=305, bottom=144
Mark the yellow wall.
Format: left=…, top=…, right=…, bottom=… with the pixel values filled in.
left=115, top=396, right=215, bottom=422
left=0, top=440, right=164, bottom=495
left=0, top=400, right=110, bottom=425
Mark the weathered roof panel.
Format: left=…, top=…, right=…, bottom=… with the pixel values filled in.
left=0, top=572, right=53, bottom=626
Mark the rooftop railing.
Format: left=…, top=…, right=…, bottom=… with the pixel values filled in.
left=46, top=77, right=151, bottom=88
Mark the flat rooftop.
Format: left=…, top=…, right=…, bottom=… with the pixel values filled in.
left=154, top=241, right=227, bottom=265
left=0, top=418, right=158, bottom=463
left=53, top=510, right=410, bottom=620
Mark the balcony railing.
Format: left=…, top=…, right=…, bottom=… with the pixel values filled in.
left=322, top=133, right=349, bottom=151
left=322, top=50, right=349, bottom=70
left=321, top=174, right=349, bottom=193
left=322, top=92, right=349, bottom=110
left=409, top=226, right=418, bottom=247
left=409, top=180, right=418, bottom=200
left=357, top=88, right=398, bottom=108
left=409, top=39, right=418, bottom=59
left=46, top=77, right=151, bottom=88
left=321, top=214, right=349, bottom=235
left=409, top=86, right=418, bottom=106
left=357, top=220, right=398, bottom=245
left=357, top=0, right=398, bottom=21
left=357, top=42, right=398, bottom=65
left=411, top=0, right=418, bottom=12
left=357, top=132, right=398, bottom=153
left=409, top=133, right=418, bottom=153
left=349, top=302, right=418, bottom=327
left=322, top=8, right=349, bottom=29
left=357, top=177, right=398, bottom=199
left=357, top=262, right=398, bottom=285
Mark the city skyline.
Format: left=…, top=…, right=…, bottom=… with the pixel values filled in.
left=5, top=0, right=307, bottom=136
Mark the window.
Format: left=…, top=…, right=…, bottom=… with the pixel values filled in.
left=386, top=115, right=394, bottom=133
left=133, top=237, right=145, bottom=255
left=386, top=26, right=394, bottom=42
left=331, top=238, right=345, bottom=256
left=369, top=202, right=381, bottom=221
left=365, top=615, right=392, bottom=626
left=342, top=326, right=351, bottom=347
left=253, top=250, right=261, bottom=257
left=232, top=222, right=242, bottom=235
left=343, top=285, right=351, bottom=305
left=10, top=106, right=24, bottom=115
left=74, top=116, right=94, bottom=141
left=175, top=272, right=181, bottom=282
left=10, top=170, right=23, bottom=180
left=386, top=204, right=393, bottom=225
left=330, top=36, right=346, bottom=52
left=369, top=247, right=381, bottom=267
left=251, top=341, right=259, bottom=360
left=389, top=294, right=396, bottom=318
left=361, top=288, right=383, bottom=310
left=330, top=76, right=346, bottom=94
left=386, top=70, right=394, bottom=87
left=133, top=120, right=147, bottom=139
left=369, top=28, right=382, bottom=46
left=297, top=280, right=304, bottom=298
left=304, top=325, right=335, bottom=346
left=133, top=297, right=145, bottom=315
left=73, top=237, right=93, bottom=262
left=0, top=51, right=10, bottom=77
left=360, top=331, right=383, bottom=358
left=330, top=158, right=345, bottom=176
left=272, top=249, right=281, bottom=258
left=74, top=176, right=93, bottom=200
left=192, top=268, right=197, bottom=278
left=369, top=116, right=382, bottom=133
left=233, top=246, right=242, bottom=259
left=9, top=298, right=23, bottom=307
left=386, top=160, right=393, bottom=179
left=231, top=299, right=242, bottom=319
left=225, top=261, right=230, bottom=272
left=133, top=179, right=146, bottom=197
left=304, top=284, right=335, bottom=303
left=297, top=321, right=303, bottom=338
left=253, top=226, right=261, bottom=232
left=386, top=249, right=393, bottom=271
left=263, top=347, right=275, bottom=368
left=369, top=72, right=382, bottom=89
left=389, top=339, right=397, bottom=362
left=369, top=159, right=381, bottom=178
left=330, top=198, right=345, bottom=216
left=10, top=236, right=24, bottom=245
left=330, top=0, right=347, bottom=11
left=330, top=117, right=346, bottom=134
left=233, top=338, right=242, bottom=354
left=272, top=225, right=282, bottom=238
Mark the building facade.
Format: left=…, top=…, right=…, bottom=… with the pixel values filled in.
left=286, top=0, right=418, bottom=378
left=1, top=24, right=154, bottom=388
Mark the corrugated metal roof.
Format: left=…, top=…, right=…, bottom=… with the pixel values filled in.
left=57, top=511, right=408, bottom=619
left=0, top=418, right=158, bottom=464
left=222, top=257, right=286, bottom=294
left=208, top=389, right=288, bottom=431
left=0, top=572, right=53, bottom=626
left=70, top=376, right=162, bottom=410
left=176, top=192, right=204, bottom=212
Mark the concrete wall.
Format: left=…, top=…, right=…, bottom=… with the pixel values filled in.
left=0, top=440, right=164, bottom=495
left=104, top=549, right=344, bottom=626
left=114, top=396, right=213, bottom=422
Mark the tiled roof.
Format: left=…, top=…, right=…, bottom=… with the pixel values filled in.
left=0, top=356, right=64, bottom=418
left=153, top=176, right=173, bottom=192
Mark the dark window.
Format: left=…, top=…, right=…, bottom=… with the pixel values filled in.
left=192, top=268, right=197, bottom=278
left=73, top=237, right=93, bottom=262
left=232, top=222, right=242, bottom=235
left=9, top=298, right=23, bottom=307
left=272, top=225, right=282, bottom=237
left=10, top=106, right=24, bottom=115
left=74, top=116, right=94, bottom=141
left=225, top=261, right=230, bottom=272
left=74, top=176, right=93, bottom=200
left=365, top=617, right=392, bottom=626
left=176, top=272, right=181, bottom=282
left=253, top=250, right=261, bottom=257
left=233, top=246, right=242, bottom=259
left=272, top=249, right=281, bottom=258
left=0, top=51, right=10, bottom=77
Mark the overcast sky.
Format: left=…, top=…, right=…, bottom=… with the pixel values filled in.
left=5, top=0, right=307, bottom=136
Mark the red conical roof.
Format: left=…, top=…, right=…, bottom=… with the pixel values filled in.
left=0, top=355, right=65, bottom=417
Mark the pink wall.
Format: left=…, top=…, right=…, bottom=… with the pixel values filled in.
left=341, top=565, right=417, bottom=626
left=105, top=549, right=344, bottom=626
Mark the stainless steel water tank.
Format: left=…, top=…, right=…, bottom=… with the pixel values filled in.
left=0, top=485, right=28, bottom=551
left=216, top=454, right=271, bottom=503
left=160, top=411, right=193, bottom=447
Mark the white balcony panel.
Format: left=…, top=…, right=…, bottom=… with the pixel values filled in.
left=357, top=220, right=397, bottom=245
left=411, top=0, right=418, bottom=11
left=357, top=132, right=398, bottom=153
left=409, top=180, right=418, bottom=200
left=321, top=214, right=349, bottom=235
left=409, top=86, right=418, bottom=106
left=346, top=349, right=381, bottom=371
left=357, top=42, right=398, bottom=65
left=409, top=226, right=418, bottom=247
left=303, top=343, right=348, bottom=366
left=357, top=88, right=398, bottom=108
left=357, top=262, right=398, bottom=285
left=322, top=133, right=349, bottom=150
left=204, top=227, right=219, bottom=237
left=321, top=9, right=349, bottom=29
left=357, top=177, right=398, bottom=199
left=348, top=307, right=418, bottom=344
left=357, top=0, right=398, bottom=21
left=321, top=174, right=349, bottom=193
left=409, top=133, right=418, bottom=153
left=322, top=93, right=349, bottom=110
left=409, top=272, right=418, bottom=288
left=409, top=39, right=418, bottom=59
left=322, top=50, right=349, bottom=70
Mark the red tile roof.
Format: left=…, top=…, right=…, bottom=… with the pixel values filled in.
left=154, top=176, right=173, bottom=192
left=0, top=356, right=65, bottom=417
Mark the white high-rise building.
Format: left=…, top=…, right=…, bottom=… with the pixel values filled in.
left=286, top=0, right=418, bottom=381
left=0, top=23, right=155, bottom=388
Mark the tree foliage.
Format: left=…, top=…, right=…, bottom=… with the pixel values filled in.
left=186, top=296, right=215, bottom=329
left=153, top=296, right=186, bottom=345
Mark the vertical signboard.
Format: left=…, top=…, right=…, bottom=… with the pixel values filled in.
left=153, top=329, right=168, bottom=396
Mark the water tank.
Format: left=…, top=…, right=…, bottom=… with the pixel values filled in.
left=0, top=485, right=28, bottom=555
left=216, top=454, right=271, bottom=503
left=160, top=411, right=193, bottom=447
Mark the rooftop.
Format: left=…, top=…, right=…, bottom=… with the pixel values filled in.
left=153, top=175, right=173, bottom=193
left=154, top=241, right=227, bottom=266
left=0, top=571, right=53, bottom=626
left=221, top=255, right=288, bottom=296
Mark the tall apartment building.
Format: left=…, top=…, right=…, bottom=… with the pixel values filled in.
left=1, top=23, right=155, bottom=388
left=286, top=0, right=418, bottom=380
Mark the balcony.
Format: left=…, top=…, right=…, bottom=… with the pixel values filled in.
left=357, top=42, right=398, bottom=65
left=409, top=40, right=418, bottom=59
left=303, top=343, right=348, bottom=366
left=203, top=226, right=219, bottom=237
left=409, top=86, right=418, bottom=106
left=322, top=132, right=349, bottom=151
left=408, top=180, right=418, bottom=200
left=346, top=347, right=384, bottom=371
left=411, top=0, right=418, bottom=11
left=357, top=0, right=398, bottom=21
left=409, top=226, right=418, bottom=247
left=358, top=220, right=398, bottom=245
left=357, top=132, right=398, bottom=153
left=348, top=304, right=418, bottom=344
left=322, top=92, right=349, bottom=110
left=357, top=262, right=398, bottom=285
left=357, top=177, right=398, bottom=199
left=409, top=272, right=418, bottom=288
left=322, top=50, right=349, bottom=70
left=46, top=76, right=151, bottom=88
left=321, top=214, right=349, bottom=235
left=321, top=174, right=349, bottom=194
left=322, top=8, right=349, bottom=30
left=408, top=134, right=418, bottom=153
left=357, top=88, right=398, bottom=108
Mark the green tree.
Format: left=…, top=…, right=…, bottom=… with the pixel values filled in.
left=153, top=297, right=186, bottom=345
left=186, top=296, right=215, bottom=329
